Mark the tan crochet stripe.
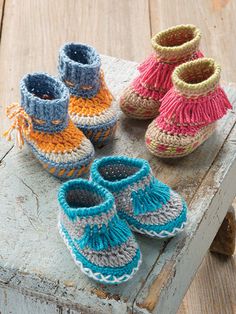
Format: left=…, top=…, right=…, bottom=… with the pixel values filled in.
left=120, top=86, right=160, bottom=119
left=145, top=122, right=216, bottom=158
left=151, top=24, right=201, bottom=62
left=146, top=120, right=216, bottom=146
left=172, top=58, right=221, bottom=97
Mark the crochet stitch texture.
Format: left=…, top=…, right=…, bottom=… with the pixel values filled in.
left=4, top=73, right=94, bottom=179
left=145, top=58, right=232, bottom=158
left=120, top=24, right=203, bottom=120
left=58, top=179, right=142, bottom=284
left=58, top=43, right=117, bottom=146
left=91, top=156, right=187, bottom=238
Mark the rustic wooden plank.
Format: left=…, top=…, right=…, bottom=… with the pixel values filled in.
left=0, top=55, right=236, bottom=313
left=0, top=0, right=150, bottom=133
left=149, top=0, right=236, bottom=82
left=0, top=1, right=236, bottom=312
left=178, top=235, right=236, bottom=314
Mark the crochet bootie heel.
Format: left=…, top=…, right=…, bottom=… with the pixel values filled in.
left=91, top=156, right=187, bottom=238
left=58, top=43, right=117, bottom=146
left=3, top=73, right=94, bottom=179
left=120, top=24, right=203, bottom=120
left=58, top=179, right=142, bottom=284
left=145, top=58, right=232, bottom=158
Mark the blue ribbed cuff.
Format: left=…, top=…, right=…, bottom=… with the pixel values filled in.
left=58, top=43, right=101, bottom=98
left=20, top=72, right=69, bottom=133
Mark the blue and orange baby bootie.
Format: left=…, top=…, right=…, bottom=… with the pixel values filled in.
left=58, top=43, right=117, bottom=146
left=3, top=73, right=94, bottom=179
left=91, top=156, right=187, bottom=238
left=58, top=179, right=142, bottom=284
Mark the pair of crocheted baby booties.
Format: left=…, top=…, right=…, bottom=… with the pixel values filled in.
left=120, top=24, right=232, bottom=158
left=4, top=43, right=117, bottom=179
left=58, top=155, right=187, bottom=284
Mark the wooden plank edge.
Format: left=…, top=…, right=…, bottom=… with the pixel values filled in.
left=133, top=120, right=236, bottom=313
left=0, top=267, right=129, bottom=314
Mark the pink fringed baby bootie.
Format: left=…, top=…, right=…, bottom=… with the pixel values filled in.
left=145, top=58, right=232, bottom=158
left=120, top=24, right=203, bottom=120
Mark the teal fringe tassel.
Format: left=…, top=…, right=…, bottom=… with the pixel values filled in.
left=77, top=215, right=132, bottom=251
left=131, top=178, right=170, bottom=216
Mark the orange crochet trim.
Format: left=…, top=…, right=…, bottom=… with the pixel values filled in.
left=3, top=104, right=85, bottom=154
left=3, top=103, right=33, bottom=149
left=69, top=75, right=113, bottom=117
left=27, top=120, right=85, bottom=153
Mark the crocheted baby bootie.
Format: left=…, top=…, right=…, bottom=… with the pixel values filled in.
left=91, top=156, right=187, bottom=238
left=58, top=179, right=141, bottom=284
left=145, top=58, right=232, bottom=158
left=120, top=24, right=203, bottom=120
left=58, top=43, right=117, bottom=146
left=3, top=73, right=94, bottom=179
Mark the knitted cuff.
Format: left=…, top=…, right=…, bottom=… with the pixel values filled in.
left=20, top=73, right=69, bottom=133
left=58, top=179, right=115, bottom=221
left=172, top=58, right=221, bottom=97
left=151, top=24, right=201, bottom=63
left=58, top=43, right=101, bottom=98
left=90, top=156, right=152, bottom=193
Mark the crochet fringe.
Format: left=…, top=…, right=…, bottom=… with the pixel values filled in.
left=131, top=179, right=170, bottom=216
left=78, top=216, right=131, bottom=251
left=137, top=54, right=175, bottom=91
left=160, top=87, right=232, bottom=126
left=156, top=116, right=202, bottom=136
left=132, top=77, right=165, bottom=101
left=133, top=51, right=204, bottom=101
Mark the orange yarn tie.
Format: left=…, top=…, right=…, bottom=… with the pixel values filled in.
left=3, top=103, right=33, bottom=149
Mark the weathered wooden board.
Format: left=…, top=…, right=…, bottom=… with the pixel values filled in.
left=0, top=55, right=236, bottom=314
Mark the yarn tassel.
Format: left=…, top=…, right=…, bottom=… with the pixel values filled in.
left=133, top=58, right=171, bottom=100
left=137, top=54, right=156, bottom=73
left=77, top=216, right=132, bottom=251
left=138, top=58, right=175, bottom=92
left=134, top=51, right=204, bottom=101
left=132, top=178, right=170, bottom=216
left=160, top=86, right=232, bottom=125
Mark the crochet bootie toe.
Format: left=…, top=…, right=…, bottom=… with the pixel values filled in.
left=58, top=43, right=117, bottom=146
left=120, top=24, right=203, bottom=120
left=58, top=179, right=141, bottom=284
left=91, top=156, right=187, bottom=238
left=145, top=58, right=232, bottom=158
left=3, top=73, right=94, bottom=179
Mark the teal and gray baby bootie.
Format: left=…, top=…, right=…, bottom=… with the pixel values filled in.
left=58, top=179, right=142, bottom=284
left=91, top=156, right=187, bottom=238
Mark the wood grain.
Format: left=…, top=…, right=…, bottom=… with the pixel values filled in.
left=149, top=0, right=236, bottom=82
left=0, top=1, right=235, bottom=313
left=178, top=200, right=236, bottom=314
left=0, top=0, right=151, bottom=133
left=178, top=248, right=236, bottom=314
